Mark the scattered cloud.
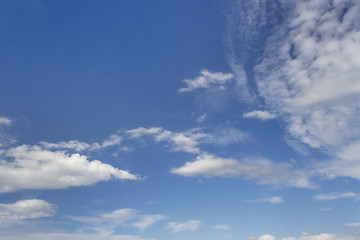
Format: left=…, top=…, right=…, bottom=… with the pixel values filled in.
left=178, top=69, right=234, bottom=93
left=0, top=233, right=153, bottom=240
left=243, top=110, right=277, bottom=121
left=212, top=224, right=232, bottom=231
left=248, top=196, right=284, bottom=204
left=165, top=219, right=201, bottom=233
left=171, top=153, right=314, bottom=188
left=313, top=192, right=358, bottom=201
left=0, top=145, right=139, bottom=193
left=0, top=117, right=12, bottom=126
left=211, top=125, right=248, bottom=146
left=0, top=199, right=56, bottom=220
left=126, top=127, right=211, bottom=153
left=197, top=113, right=207, bottom=123
left=39, top=134, right=122, bottom=152
left=70, top=208, right=165, bottom=232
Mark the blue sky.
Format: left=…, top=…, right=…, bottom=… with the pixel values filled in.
left=1, top=0, right=360, bottom=239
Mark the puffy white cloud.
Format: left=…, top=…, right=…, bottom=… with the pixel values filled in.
left=70, top=208, right=165, bottom=232
left=171, top=153, right=314, bottom=188
left=313, top=192, right=358, bottom=201
left=0, top=199, right=56, bottom=220
left=178, top=69, right=234, bottom=93
left=0, top=117, right=12, bottom=126
left=259, top=235, right=276, bottom=240
left=0, top=145, right=139, bottom=193
left=165, top=220, right=201, bottom=233
left=212, top=224, right=232, bottom=231
left=256, top=232, right=356, bottom=240
left=248, top=196, right=284, bottom=204
left=126, top=127, right=211, bottom=153
left=243, top=110, right=277, bottom=121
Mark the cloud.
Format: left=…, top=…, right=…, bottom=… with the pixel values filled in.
left=0, top=145, right=139, bottom=193
left=39, top=134, right=122, bottom=152
left=0, top=199, right=56, bottom=220
left=0, top=117, right=12, bottom=126
left=248, top=196, right=284, bottom=204
left=256, top=232, right=358, bottom=240
left=70, top=208, right=165, bottom=232
left=178, top=69, right=234, bottom=93
left=313, top=192, right=358, bottom=201
left=171, top=153, right=314, bottom=188
left=259, top=235, right=276, bottom=240
left=126, top=127, right=211, bottom=153
left=243, top=110, right=277, bottom=121
left=212, top=224, right=232, bottom=231
left=211, top=125, right=248, bottom=146
left=165, top=220, right=201, bottom=233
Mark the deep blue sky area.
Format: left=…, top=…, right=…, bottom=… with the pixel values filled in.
left=1, top=1, right=360, bottom=240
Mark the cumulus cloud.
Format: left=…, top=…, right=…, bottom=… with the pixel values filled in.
left=0, top=117, right=12, bottom=126
left=171, top=153, right=314, bottom=188
left=0, top=145, right=139, bottom=193
left=256, top=232, right=357, bottom=240
left=248, top=196, right=284, bottom=204
left=126, top=127, right=211, bottom=153
left=0, top=199, right=56, bottom=220
left=243, top=110, right=277, bottom=121
left=70, top=208, right=165, bottom=232
left=178, top=69, right=234, bottom=93
left=165, top=220, right=201, bottom=233
left=313, top=192, right=358, bottom=201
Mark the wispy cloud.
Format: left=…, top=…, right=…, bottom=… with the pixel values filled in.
left=165, top=219, right=201, bottom=233
left=248, top=196, right=284, bottom=204
left=171, top=153, right=314, bottom=188
left=0, top=117, right=12, bottom=126
left=243, top=110, right=277, bottom=121
left=212, top=224, right=232, bottom=231
left=0, top=145, right=139, bottom=193
left=178, top=69, right=234, bottom=93
left=70, top=208, right=165, bottom=232
left=313, top=192, right=358, bottom=201
left=126, top=127, right=211, bottom=153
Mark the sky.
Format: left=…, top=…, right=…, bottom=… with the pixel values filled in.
left=0, top=0, right=360, bottom=239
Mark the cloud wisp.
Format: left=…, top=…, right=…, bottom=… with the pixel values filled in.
left=178, top=69, right=234, bottom=93
left=171, top=153, right=314, bottom=188
left=313, top=192, right=358, bottom=201
left=165, top=219, right=201, bottom=233
left=247, top=196, right=284, bottom=204
left=243, top=110, right=277, bottom=121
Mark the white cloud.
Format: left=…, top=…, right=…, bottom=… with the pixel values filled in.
left=0, top=199, right=56, bottom=220
left=165, top=220, right=201, bottom=233
left=171, top=153, right=314, bottom=188
left=0, top=145, right=139, bottom=193
left=211, top=125, right=247, bottom=146
left=178, top=69, right=234, bottom=93
left=313, top=192, right=358, bottom=201
left=39, top=134, right=122, bottom=152
left=0, top=117, right=12, bottom=126
left=248, top=196, right=284, bottom=204
left=126, top=127, right=211, bottom=153
left=70, top=208, right=165, bottom=232
left=212, top=224, right=232, bottom=231
left=197, top=113, right=207, bottom=123
left=259, top=235, right=276, bottom=240
left=243, top=110, right=277, bottom=121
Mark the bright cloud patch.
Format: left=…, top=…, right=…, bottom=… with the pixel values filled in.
left=0, top=233, right=151, bottom=240
left=0, top=145, right=139, bottom=193
left=70, top=208, right=165, bottom=232
left=165, top=219, right=201, bottom=233
left=126, top=127, right=211, bottom=153
left=313, top=192, right=358, bottom=201
left=0, top=117, right=12, bottom=126
left=178, top=69, right=234, bottom=93
left=0, top=199, right=56, bottom=220
left=171, top=153, right=314, bottom=188
left=243, top=110, right=277, bottom=121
